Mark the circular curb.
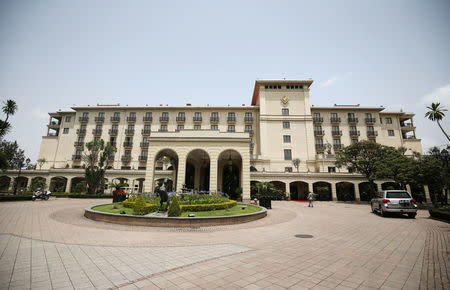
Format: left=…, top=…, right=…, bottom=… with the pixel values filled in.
left=84, top=203, right=267, bottom=227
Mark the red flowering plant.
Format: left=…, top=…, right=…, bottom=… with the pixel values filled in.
left=111, top=182, right=129, bottom=203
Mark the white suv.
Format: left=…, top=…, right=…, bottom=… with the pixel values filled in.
left=370, top=190, right=418, bottom=218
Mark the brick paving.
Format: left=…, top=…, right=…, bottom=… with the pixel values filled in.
left=0, top=198, right=448, bottom=289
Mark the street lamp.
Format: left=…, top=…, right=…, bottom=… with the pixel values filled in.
left=13, top=157, right=29, bottom=195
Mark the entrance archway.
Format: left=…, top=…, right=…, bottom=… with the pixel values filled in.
left=0, top=176, right=11, bottom=191
left=155, top=178, right=174, bottom=192
left=30, top=177, right=46, bottom=191
left=218, top=150, right=242, bottom=200
left=185, top=149, right=210, bottom=192
left=358, top=182, right=377, bottom=201
left=313, top=182, right=332, bottom=201
left=336, top=182, right=355, bottom=201
left=50, top=177, right=67, bottom=192
left=154, top=149, right=178, bottom=191
left=270, top=181, right=286, bottom=200
left=290, top=181, right=309, bottom=200
left=70, top=177, right=86, bottom=193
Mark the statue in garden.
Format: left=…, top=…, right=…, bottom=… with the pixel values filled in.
left=157, top=178, right=170, bottom=212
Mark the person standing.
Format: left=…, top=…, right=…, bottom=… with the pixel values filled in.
left=307, top=191, right=313, bottom=207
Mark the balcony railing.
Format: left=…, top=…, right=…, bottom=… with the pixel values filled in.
left=110, top=116, right=120, bottom=122
left=143, top=116, right=152, bottom=122
left=123, top=141, right=133, bottom=147
left=125, top=129, right=135, bottom=135
left=333, top=144, right=343, bottom=150
left=176, top=116, right=185, bottom=122
left=210, top=117, right=219, bottom=122
left=92, top=129, right=102, bottom=135
left=94, top=116, right=104, bottom=122
left=314, top=130, right=324, bottom=136
left=160, top=116, right=169, bottom=122
left=79, top=116, right=89, bottom=122
left=158, top=128, right=168, bottom=132
left=367, top=131, right=378, bottom=137
left=348, top=117, right=358, bottom=123
left=331, top=130, right=342, bottom=136
left=315, top=144, right=324, bottom=150
left=227, top=128, right=235, bottom=133
left=140, top=142, right=149, bottom=148
left=330, top=117, right=341, bottom=123
left=227, top=117, right=236, bottom=122
left=193, top=116, right=202, bottom=122
left=109, top=129, right=118, bottom=135
left=349, top=130, right=360, bottom=136
left=74, top=141, right=84, bottom=147
left=244, top=116, right=253, bottom=122
left=138, top=155, right=148, bottom=162
left=76, top=129, right=86, bottom=135
left=121, top=155, right=132, bottom=163
left=49, top=121, right=60, bottom=126
left=127, top=116, right=136, bottom=122
left=365, top=118, right=376, bottom=124
left=245, top=129, right=254, bottom=136
left=72, top=154, right=82, bottom=161
left=313, top=117, right=323, bottom=123
left=141, top=129, right=151, bottom=135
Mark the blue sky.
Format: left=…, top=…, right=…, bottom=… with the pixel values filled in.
left=1, top=0, right=449, bottom=161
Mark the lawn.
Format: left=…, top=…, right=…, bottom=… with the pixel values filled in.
left=180, top=204, right=262, bottom=217
left=92, top=204, right=134, bottom=215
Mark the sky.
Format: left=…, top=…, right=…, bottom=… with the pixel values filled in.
left=0, top=0, right=449, bottom=161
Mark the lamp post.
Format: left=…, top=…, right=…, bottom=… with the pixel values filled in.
left=13, top=157, right=29, bottom=195
left=441, top=148, right=449, bottom=204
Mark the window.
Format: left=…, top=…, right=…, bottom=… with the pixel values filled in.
left=160, top=125, right=167, bottom=132
left=178, top=112, right=185, bottom=117
left=365, top=113, right=372, bottom=118
left=211, top=125, right=218, bottom=130
left=63, top=128, right=69, bottom=134
left=110, top=136, right=116, bottom=143
left=194, top=112, right=201, bottom=118
left=162, top=112, right=169, bottom=117
left=285, top=167, right=293, bottom=172
left=65, top=116, right=71, bottom=122
left=367, top=126, right=374, bottom=132
left=315, top=138, right=323, bottom=145
left=314, top=125, right=322, bottom=132
left=328, top=167, right=336, bottom=173
left=114, top=112, right=120, bottom=117
left=145, top=112, right=152, bottom=117
left=227, top=112, right=236, bottom=121
left=282, top=108, right=289, bottom=116
left=331, top=113, right=338, bottom=118
left=245, top=125, right=252, bottom=132
left=141, top=150, right=148, bottom=157
left=127, top=124, right=134, bottom=130
left=144, top=124, right=151, bottom=131
left=194, top=125, right=201, bottom=130
left=386, top=117, right=392, bottom=124
left=333, top=139, right=341, bottom=146
left=94, top=136, right=100, bottom=141
left=124, top=150, right=131, bottom=156
left=112, top=124, right=118, bottom=130
left=332, top=125, right=339, bottom=132
left=227, top=125, right=235, bottom=132
left=142, top=137, right=148, bottom=143
left=129, top=112, right=136, bottom=118
left=80, top=124, right=87, bottom=130
left=78, top=137, right=84, bottom=142
left=348, top=113, right=355, bottom=118
left=313, top=112, right=321, bottom=118
left=284, top=149, right=292, bottom=160
left=283, top=135, right=291, bottom=143
left=245, top=112, right=252, bottom=118
left=96, top=124, right=102, bottom=130
left=177, top=125, right=184, bottom=131
left=98, top=112, right=105, bottom=118
left=388, top=130, right=395, bottom=136
left=82, top=112, right=89, bottom=117
left=125, top=136, right=133, bottom=143
left=351, top=139, right=358, bottom=144
left=283, top=121, right=290, bottom=129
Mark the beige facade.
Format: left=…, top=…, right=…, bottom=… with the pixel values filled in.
left=1, top=79, right=427, bottom=201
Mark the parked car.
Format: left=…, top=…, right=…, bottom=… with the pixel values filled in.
left=371, top=190, right=417, bottom=218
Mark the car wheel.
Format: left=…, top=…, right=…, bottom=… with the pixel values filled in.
left=371, top=202, right=376, bottom=213
left=408, top=213, right=416, bottom=219
left=380, top=206, right=386, bottom=217
left=44, top=195, right=49, bottom=200
left=32, top=197, right=36, bottom=201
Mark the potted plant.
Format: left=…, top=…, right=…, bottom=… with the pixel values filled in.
left=255, top=182, right=282, bottom=209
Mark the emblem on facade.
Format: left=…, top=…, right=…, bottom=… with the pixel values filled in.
left=281, top=96, right=289, bottom=106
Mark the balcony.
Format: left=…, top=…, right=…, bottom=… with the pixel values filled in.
left=49, top=120, right=60, bottom=127
left=349, top=130, right=360, bottom=137
left=76, top=129, right=86, bottom=135
left=330, top=117, right=341, bottom=123
left=121, top=155, right=132, bottom=163
left=348, top=117, right=358, bottom=123
left=125, top=129, right=135, bottom=135
left=244, top=116, right=253, bottom=123
left=333, top=144, right=343, bottom=150
left=315, top=144, right=324, bottom=150
left=193, top=116, right=202, bottom=122
left=367, top=131, right=378, bottom=137
left=94, top=116, right=104, bottom=122
left=227, top=117, right=236, bottom=123
left=92, top=129, right=102, bottom=135
left=138, top=155, right=148, bottom=162
left=110, top=116, right=120, bottom=122
left=140, top=142, right=149, bottom=148
left=158, top=128, right=168, bottom=132
left=314, top=130, right=324, bottom=136
left=210, top=117, right=219, bottom=123
left=74, top=141, right=84, bottom=147
left=79, top=116, right=89, bottom=122
left=123, top=141, right=133, bottom=147
left=365, top=118, right=376, bottom=124
left=331, top=130, right=342, bottom=136
left=143, top=116, right=153, bottom=122
left=313, top=117, right=323, bottom=123
left=127, top=116, right=136, bottom=122
left=109, top=129, right=118, bottom=135
left=141, top=129, right=151, bottom=135
left=176, top=116, right=185, bottom=122
left=159, top=116, right=169, bottom=122
left=245, top=129, right=254, bottom=136
left=72, top=154, right=82, bottom=161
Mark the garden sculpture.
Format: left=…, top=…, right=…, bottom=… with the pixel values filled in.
left=157, top=178, right=170, bottom=211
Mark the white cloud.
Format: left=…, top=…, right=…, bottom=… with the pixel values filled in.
left=421, top=83, right=450, bottom=106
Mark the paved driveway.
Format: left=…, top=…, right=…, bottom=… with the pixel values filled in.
left=0, top=199, right=448, bottom=289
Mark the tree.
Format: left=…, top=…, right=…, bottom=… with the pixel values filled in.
left=254, top=182, right=283, bottom=200
left=375, top=146, right=415, bottom=189
left=425, top=102, right=450, bottom=142
left=82, top=139, right=116, bottom=194
left=0, top=140, right=25, bottom=169
left=0, top=151, right=7, bottom=171
left=37, top=158, right=46, bottom=170
left=335, top=141, right=386, bottom=199
left=0, top=99, right=18, bottom=139
left=292, top=158, right=301, bottom=172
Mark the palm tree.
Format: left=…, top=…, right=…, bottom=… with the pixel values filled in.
left=425, top=102, right=450, bottom=142
left=0, top=99, right=18, bottom=138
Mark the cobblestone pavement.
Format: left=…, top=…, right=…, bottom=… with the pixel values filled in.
left=0, top=199, right=448, bottom=289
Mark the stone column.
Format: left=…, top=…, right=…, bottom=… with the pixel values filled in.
left=424, top=185, right=431, bottom=204
left=143, top=154, right=155, bottom=193
left=209, top=154, right=218, bottom=193
left=176, top=153, right=187, bottom=193
left=354, top=183, right=361, bottom=201
left=65, top=177, right=72, bottom=193
left=241, top=151, right=251, bottom=200
left=406, top=184, right=411, bottom=193
left=308, top=182, right=313, bottom=193
left=376, top=182, right=383, bottom=192
left=45, top=176, right=52, bottom=191
left=285, top=182, right=290, bottom=200
left=331, top=182, right=337, bottom=201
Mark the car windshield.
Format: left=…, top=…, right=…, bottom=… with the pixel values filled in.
left=386, top=192, right=411, bottom=198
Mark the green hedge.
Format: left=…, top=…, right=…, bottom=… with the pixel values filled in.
left=0, top=195, right=32, bottom=201
left=429, top=207, right=450, bottom=222
left=122, top=199, right=158, bottom=215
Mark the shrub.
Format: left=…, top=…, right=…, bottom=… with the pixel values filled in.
left=124, top=195, right=158, bottom=215
left=180, top=200, right=237, bottom=212
left=112, top=189, right=127, bottom=203
left=429, top=207, right=450, bottom=222
left=168, top=195, right=181, bottom=217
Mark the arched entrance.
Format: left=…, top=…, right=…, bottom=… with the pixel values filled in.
left=382, top=182, right=402, bottom=190
left=358, top=182, right=377, bottom=201
left=0, top=176, right=11, bottom=191
left=270, top=181, right=286, bottom=200
left=14, top=176, right=28, bottom=192
left=313, top=182, right=332, bottom=201
left=185, top=149, right=210, bottom=192
left=154, top=149, right=178, bottom=192
left=30, top=177, right=47, bottom=191
left=336, top=182, right=355, bottom=201
left=155, top=178, right=174, bottom=192
left=49, top=177, right=67, bottom=192
left=290, top=181, right=309, bottom=200
left=70, top=177, right=86, bottom=193
left=218, top=150, right=242, bottom=200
